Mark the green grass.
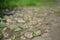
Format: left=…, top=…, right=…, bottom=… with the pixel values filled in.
left=33, top=30, right=41, bottom=37
left=0, top=0, right=57, bottom=8
left=0, top=31, right=3, bottom=39
left=11, top=35, right=16, bottom=40
left=52, top=8, right=60, bottom=13
left=0, top=10, right=4, bottom=18
left=0, top=23, right=6, bottom=28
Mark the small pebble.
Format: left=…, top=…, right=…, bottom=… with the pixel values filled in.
left=7, top=19, right=12, bottom=23
left=24, top=32, right=33, bottom=38
left=3, top=33, right=9, bottom=38
left=9, top=25, right=21, bottom=31
left=20, top=36, right=26, bottom=40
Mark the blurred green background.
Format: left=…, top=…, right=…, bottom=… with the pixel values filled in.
left=0, top=0, right=57, bottom=8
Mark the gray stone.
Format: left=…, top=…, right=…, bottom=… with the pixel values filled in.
left=5, top=38, right=11, bottom=40
left=20, top=36, right=26, bottom=40
left=24, top=32, right=33, bottom=38
left=3, top=33, right=9, bottom=38
left=17, top=18, right=25, bottom=23
left=2, top=8, right=16, bottom=15
left=6, top=18, right=12, bottom=23
left=9, top=25, right=21, bottom=31
left=32, top=36, right=44, bottom=40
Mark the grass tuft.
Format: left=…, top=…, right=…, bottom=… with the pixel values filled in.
left=0, top=23, right=6, bottom=28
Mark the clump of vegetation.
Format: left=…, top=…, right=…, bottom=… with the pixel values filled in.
left=38, top=9, right=46, bottom=14
left=0, top=23, right=6, bottom=28
left=52, top=8, right=60, bottom=13
left=0, top=0, right=57, bottom=8
left=0, top=31, right=3, bottom=40
left=11, top=35, right=16, bottom=40
left=10, top=26, right=21, bottom=32
left=0, top=11, right=4, bottom=18
left=24, top=20, right=29, bottom=25
left=33, top=30, right=41, bottom=37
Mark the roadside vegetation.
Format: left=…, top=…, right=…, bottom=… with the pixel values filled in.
left=0, top=0, right=57, bottom=8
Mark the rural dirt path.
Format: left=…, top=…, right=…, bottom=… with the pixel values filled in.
left=0, top=0, right=60, bottom=40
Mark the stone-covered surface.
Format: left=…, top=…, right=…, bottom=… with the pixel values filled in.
left=0, top=6, right=60, bottom=40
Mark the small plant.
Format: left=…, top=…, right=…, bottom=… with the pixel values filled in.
left=11, top=35, right=16, bottom=40
left=38, top=9, right=45, bottom=14
left=40, top=16, right=45, bottom=20
left=23, top=20, right=30, bottom=26
left=10, top=26, right=21, bottom=32
left=53, top=8, right=60, bottom=13
left=0, top=23, right=6, bottom=28
left=0, top=11, right=4, bottom=18
left=33, top=30, right=41, bottom=37
left=0, top=31, right=3, bottom=39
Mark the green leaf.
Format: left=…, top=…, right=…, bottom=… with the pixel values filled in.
left=11, top=35, right=16, bottom=40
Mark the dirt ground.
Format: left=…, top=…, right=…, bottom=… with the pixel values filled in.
left=0, top=1, right=60, bottom=40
